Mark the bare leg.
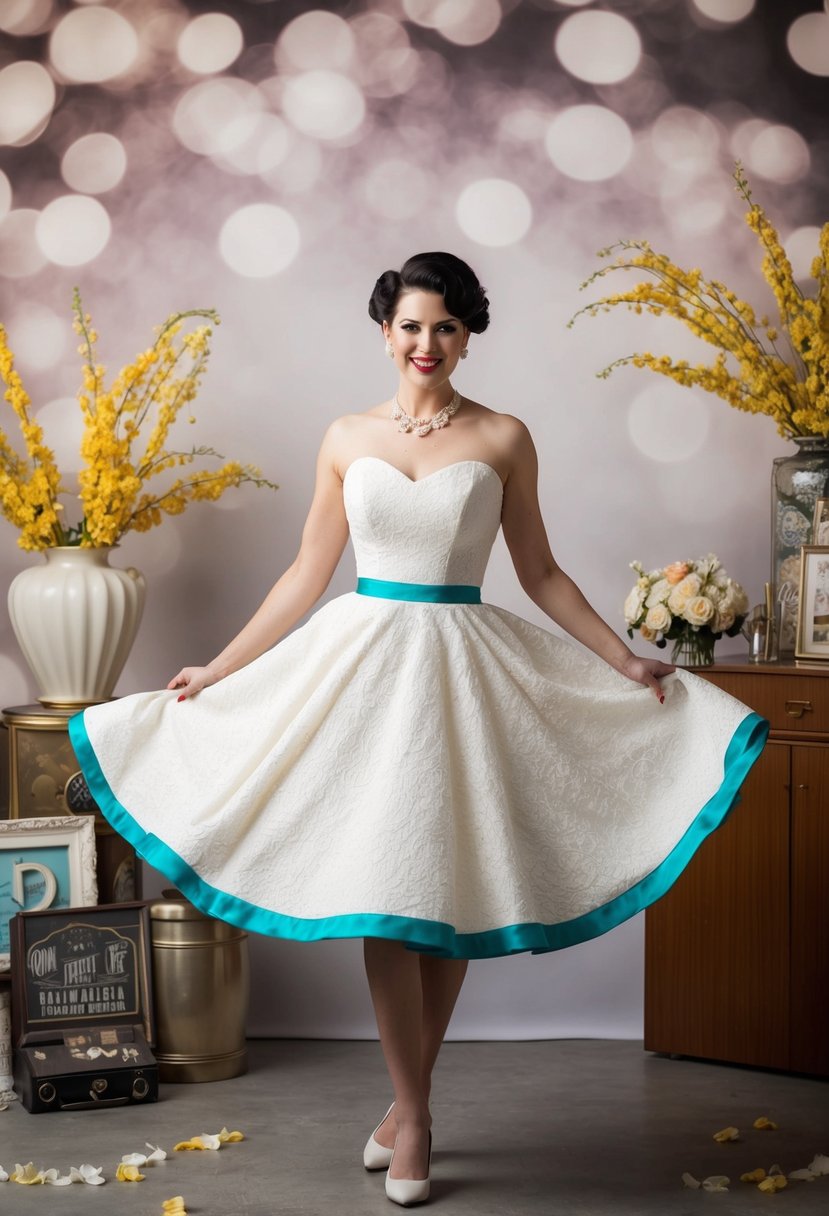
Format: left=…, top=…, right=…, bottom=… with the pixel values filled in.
left=364, top=937, right=432, bottom=1179
left=367, top=940, right=468, bottom=1158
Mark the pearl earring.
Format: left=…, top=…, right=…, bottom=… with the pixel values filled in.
left=385, top=341, right=395, bottom=359
left=460, top=348, right=468, bottom=360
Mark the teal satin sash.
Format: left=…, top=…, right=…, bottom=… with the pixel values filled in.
left=356, top=576, right=481, bottom=604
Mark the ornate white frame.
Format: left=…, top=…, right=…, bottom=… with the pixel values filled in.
left=0, top=817, right=98, bottom=970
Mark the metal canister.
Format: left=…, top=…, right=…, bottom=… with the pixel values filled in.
left=149, top=894, right=249, bottom=1083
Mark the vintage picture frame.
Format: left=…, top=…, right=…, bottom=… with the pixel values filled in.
left=0, top=817, right=98, bottom=970
left=795, top=545, right=829, bottom=661
left=11, top=902, right=154, bottom=1046
left=812, top=498, right=829, bottom=547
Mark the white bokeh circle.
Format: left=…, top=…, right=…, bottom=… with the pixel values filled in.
left=0, top=0, right=54, bottom=37
left=173, top=78, right=264, bottom=157
left=282, top=70, right=366, bottom=141
left=50, top=7, right=139, bottom=83
left=545, top=106, right=633, bottom=181
left=783, top=227, right=823, bottom=281
left=0, top=61, right=56, bottom=146
left=746, top=123, right=810, bottom=184
left=212, top=113, right=290, bottom=176
left=650, top=106, right=720, bottom=175
left=786, top=12, right=829, bottom=76
left=455, top=178, right=532, bottom=248
left=35, top=195, right=111, bottom=266
left=555, top=11, right=641, bottom=85
left=219, top=203, right=300, bottom=278
left=61, top=133, right=127, bottom=194
left=177, top=13, right=244, bottom=75
left=628, top=382, right=710, bottom=463
left=276, top=10, right=355, bottom=71
left=0, top=209, right=47, bottom=277
left=691, top=0, right=755, bottom=21
left=433, top=0, right=502, bottom=47
left=4, top=302, right=67, bottom=371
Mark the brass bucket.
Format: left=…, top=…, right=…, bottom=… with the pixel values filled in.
left=150, top=894, right=249, bottom=1083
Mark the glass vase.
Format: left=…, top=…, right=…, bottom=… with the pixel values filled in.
left=771, top=437, right=829, bottom=654
left=671, top=630, right=716, bottom=667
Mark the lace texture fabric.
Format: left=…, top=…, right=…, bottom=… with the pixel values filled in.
left=72, top=458, right=767, bottom=958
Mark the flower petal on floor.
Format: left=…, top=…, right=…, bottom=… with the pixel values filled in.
left=788, top=1168, right=818, bottom=1181
left=116, top=1162, right=145, bottom=1182
left=741, top=1168, right=767, bottom=1183
left=681, top=1172, right=701, bottom=1188
left=162, top=1198, right=187, bottom=1213
left=70, top=1164, right=105, bottom=1185
left=713, top=1126, right=740, bottom=1143
left=121, top=1153, right=149, bottom=1167
left=702, top=1175, right=730, bottom=1192
left=146, top=1143, right=167, bottom=1161
left=43, top=1168, right=73, bottom=1186
left=217, top=1127, right=245, bottom=1143
left=11, top=1162, right=46, bottom=1184
left=809, top=1154, right=829, bottom=1176
left=173, top=1140, right=205, bottom=1152
left=758, top=1175, right=787, bottom=1192
left=753, top=1117, right=778, bottom=1131
left=0, top=1165, right=9, bottom=1182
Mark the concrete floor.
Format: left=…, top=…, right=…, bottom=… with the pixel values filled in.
left=0, top=1040, right=827, bottom=1214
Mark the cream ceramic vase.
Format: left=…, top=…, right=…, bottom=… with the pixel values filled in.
left=8, top=546, right=146, bottom=708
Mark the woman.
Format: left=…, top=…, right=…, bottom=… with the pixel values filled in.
left=71, top=252, right=767, bottom=1207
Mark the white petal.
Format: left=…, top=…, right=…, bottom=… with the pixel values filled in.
left=121, top=1153, right=148, bottom=1167
left=197, top=1133, right=221, bottom=1150
left=44, top=1169, right=73, bottom=1186
left=74, top=1163, right=106, bottom=1185
left=768, top=1163, right=783, bottom=1176
left=788, top=1168, right=818, bottom=1181
left=702, top=1175, right=730, bottom=1192
left=0, top=1166, right=8, bottom=1182
left=808, top=1154, right=829, bottom=1176
left=681, top=1172, right=701, bottom=1189
left=145, top=1143, right=167, bottom=1162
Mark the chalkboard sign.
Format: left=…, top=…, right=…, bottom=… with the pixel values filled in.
left=63, top=771, right=97, bottom=815
left=11, top=902, right=153, bottom=1046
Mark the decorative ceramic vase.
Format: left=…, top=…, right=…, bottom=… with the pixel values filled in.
left=671, top=630, right=716, bottom=667
left=771, top=437, right=829, bottom=653
left=7, top=547, right=146, bottom=708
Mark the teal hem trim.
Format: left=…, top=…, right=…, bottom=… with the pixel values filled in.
left=68, top=710, right=768, bottom=960
left=356, top=576, right=481, bottom=604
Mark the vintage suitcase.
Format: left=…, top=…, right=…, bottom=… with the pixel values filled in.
left=10, top=902, right=158, bottom=1113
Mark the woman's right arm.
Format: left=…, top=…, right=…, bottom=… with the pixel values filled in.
left=169, top=424, right=350, bottom=698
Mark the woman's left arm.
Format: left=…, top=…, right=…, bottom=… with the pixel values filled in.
left=500, top=421, right=673, bottom=701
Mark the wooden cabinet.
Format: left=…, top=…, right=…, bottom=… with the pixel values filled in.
left=644, top=657, right=829, bottom=1077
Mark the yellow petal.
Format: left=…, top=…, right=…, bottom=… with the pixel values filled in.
left=162, top=1201, right=187, bottom=1213
left=753, top=1116, right=778, bottom=1131
left=173, top=1140, right=203, bottom=1152
left=702, top=1175, right=730, bottom=1192
left=741, top=1168, right=767, bottom=1183
left=758, top=1176, right=787, bottom=1192
left=713, top=1126, right=740, bottom=1143
left=11, top=1162, right=46, bottom=1184
left=115, top=1162, right=145, bottom=1182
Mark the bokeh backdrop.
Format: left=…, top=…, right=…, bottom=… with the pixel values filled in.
left=1, top=0, right=828, bottom=1038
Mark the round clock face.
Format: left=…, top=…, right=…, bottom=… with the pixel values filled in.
left=64, top=771, right=97, bottom=815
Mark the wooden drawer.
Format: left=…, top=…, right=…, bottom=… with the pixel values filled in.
left=700, top=669, right=829, bottom=735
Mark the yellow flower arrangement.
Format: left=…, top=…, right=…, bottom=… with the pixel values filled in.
left=570, top=164, right=829, bottom=440
left=0, top=290, right=276, bottom=551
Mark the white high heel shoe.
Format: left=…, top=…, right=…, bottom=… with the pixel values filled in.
left=384, top=1130, right=431, bottom=1207
left=363, top=1103, right=395, bottom=1170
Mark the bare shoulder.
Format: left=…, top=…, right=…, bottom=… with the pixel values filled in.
left=464, top=402, right=535, bottom=474
left=318, top=406, right=390, bottom=478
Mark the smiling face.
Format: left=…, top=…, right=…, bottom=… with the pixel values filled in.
left=382, top=290, right=469, bottom=394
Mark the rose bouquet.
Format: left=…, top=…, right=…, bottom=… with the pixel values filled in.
left=624, top=554, right=748, bottom=666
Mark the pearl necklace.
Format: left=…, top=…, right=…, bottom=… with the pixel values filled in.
left=391, top=390, right=462, bottom=437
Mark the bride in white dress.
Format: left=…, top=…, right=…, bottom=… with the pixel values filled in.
left=71, top=252, right=766, bottom=1206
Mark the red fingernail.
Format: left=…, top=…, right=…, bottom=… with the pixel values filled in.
left=177, top=694, right=185, bottom=702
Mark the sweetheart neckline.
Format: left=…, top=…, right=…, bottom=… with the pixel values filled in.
left=343, top=455, right=504, bottom=488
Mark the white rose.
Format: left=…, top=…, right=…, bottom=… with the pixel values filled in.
left=645, top=578, right=671, bottom=608
left=683, top=596, right=714, bottom=626
left=645, top=604, right=672, bottom=632
left=624, top=585, right=647, bottom=624
left=668, top=573, right=701, bottom=615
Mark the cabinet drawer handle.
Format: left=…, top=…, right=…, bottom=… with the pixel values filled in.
left=785, top=700, right=813, bottom=718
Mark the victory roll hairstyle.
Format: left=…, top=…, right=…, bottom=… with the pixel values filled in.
left=368, top=252, right=490, bottom=333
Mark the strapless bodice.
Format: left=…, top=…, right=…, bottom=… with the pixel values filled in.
left=342, top=457, right=503, bottom=586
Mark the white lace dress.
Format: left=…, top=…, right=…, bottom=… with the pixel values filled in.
left=70, top=458, right=767, bottom=958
